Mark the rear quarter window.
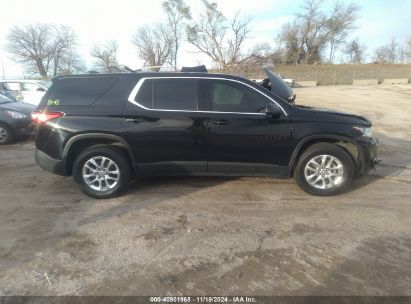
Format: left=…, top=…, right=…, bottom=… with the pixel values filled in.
left=40, top=77, right=119, bottom=106
left=135, top=79, right=153, bottom=108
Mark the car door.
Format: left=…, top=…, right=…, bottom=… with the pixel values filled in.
left=201, top=78, right=292, bottom=175
left=121, top=77, right=208, bottom=176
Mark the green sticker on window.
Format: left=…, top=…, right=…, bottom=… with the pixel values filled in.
left=47, top=99, right=60, bottom=106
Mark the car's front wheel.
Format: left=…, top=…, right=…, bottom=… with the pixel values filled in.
left=0, top=124, right=12, bottom=145
left=294, top=143, right=354, bottom=196
left=73, top=146, right=131, bottom=198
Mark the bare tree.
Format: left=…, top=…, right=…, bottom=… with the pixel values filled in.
left=297, top=0, right=329, bottom=64
left=51, top=25, right=78, bottom=76
left=277, top=22, right=301, bottom=64
left=388, top=38, right=399, bottom=63
left=373, top=38, right=400, bottom=64
left=343, top=39, right=366, bottom=63
left=407, top=37, right=411, bottom=62
left=58, top=49, right=87, bottom=75
left=246, top=43, right=284, bottom=66
left=397, top=46, right=407, bottom=64
left=327, top=2, right=360, bottom=62
left=277, top=0, right=359, bottom=64
left=132, top=24, right=174, bottom=70
left=239, top=43, right=271, bottom=68
left=186, top=0, right=252, bottom=69
left=162, top=0, right=191, bottom=68
left=90, top=40, right=120, bottom=73
left=5, top=23, right=79, bottom=78
left=374, top=46, right=391, bottom=64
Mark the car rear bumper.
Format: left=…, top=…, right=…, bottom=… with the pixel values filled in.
left=35, top=148, right=69, bottom=176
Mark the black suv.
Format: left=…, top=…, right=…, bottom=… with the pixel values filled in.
left=33, top=69, right=378, bottom=198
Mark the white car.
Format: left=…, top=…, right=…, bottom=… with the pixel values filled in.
left=0, top=80, right=51, bottom=106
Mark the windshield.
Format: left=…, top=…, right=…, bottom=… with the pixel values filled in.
left=0, top=93, right=14, bottom=104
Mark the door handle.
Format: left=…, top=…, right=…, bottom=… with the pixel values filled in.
left=125, top=118, right=145, bottom=123
left=211, top=120, right=230, bottom=125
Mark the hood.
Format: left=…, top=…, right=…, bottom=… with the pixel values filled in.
left=265, top=68, right=294, bottom=101
left=298, top=105, right=371, bottom=126
left=1, top=101, right=36, bottom=115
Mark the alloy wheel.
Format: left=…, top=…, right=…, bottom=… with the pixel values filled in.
left=0, top=126, right=8, bottom=143
left=304, top=154, right=344, bottom=190
left=82, top=156, right=120, bottom=191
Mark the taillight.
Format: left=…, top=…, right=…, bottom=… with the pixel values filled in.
left=32, top=111, right=64, bottom=124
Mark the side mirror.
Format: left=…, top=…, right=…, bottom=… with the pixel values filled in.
left=37, top=87, right=46, bottom=92
left=265, top=104, right=282, bottom=119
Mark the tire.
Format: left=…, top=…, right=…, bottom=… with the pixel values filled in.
left=73, top=146, right=131, bottom=199
left=0, top=124, right=13, bottom=145
left=294, top=143, right=354, bottom=196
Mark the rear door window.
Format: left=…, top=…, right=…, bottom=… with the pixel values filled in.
left=153, top=78, right=198, bottom=111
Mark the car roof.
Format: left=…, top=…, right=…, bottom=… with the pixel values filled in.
left=52, top=72, right=249, bottom=81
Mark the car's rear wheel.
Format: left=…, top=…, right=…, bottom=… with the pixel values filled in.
left=73, top=146, right=131, bottom=198
left=0, top=124, right=12, bottom=145
left=294, top=143, right=354, bottom=196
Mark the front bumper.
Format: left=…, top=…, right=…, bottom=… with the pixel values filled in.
left=35, top=148, right=69, bottom=176
left=357, top=136, right=379, bottom=175
left=6, top=119, right=35, bottom=136
left=18, top=122, right=35, bottom=136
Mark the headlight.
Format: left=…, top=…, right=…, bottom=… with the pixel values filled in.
left=5, top=110, right=27, bottom=119
left=353, top=126, right=373, bottom=137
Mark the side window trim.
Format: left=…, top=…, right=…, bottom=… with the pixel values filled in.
left=128, top=77, right=288, bottom=116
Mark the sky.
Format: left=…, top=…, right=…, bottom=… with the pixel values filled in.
left=0, top=0, right=410, bottom=77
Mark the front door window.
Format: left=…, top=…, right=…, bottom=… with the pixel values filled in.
left=204, top=79, right=272, bottom=114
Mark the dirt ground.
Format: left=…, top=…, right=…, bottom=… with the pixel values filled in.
left=0, top=85, right=411, bottom=296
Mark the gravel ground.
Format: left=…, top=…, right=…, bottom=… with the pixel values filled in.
left=0, top=85, right=410, bottom=296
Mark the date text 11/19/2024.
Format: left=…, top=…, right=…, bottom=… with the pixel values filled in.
left=149, top=296, right=257, bottom=303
